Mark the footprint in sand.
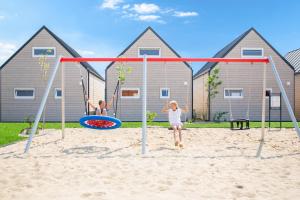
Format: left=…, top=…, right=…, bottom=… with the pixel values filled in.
left=235, top=185, right=244, bottom=189
left=81, top=192, right=106, bottom=198
left=158, top=185, right=169, bottom=191
left=81, top=193, right=92, bottom=198
left=156, top=179, right=173, bottom=191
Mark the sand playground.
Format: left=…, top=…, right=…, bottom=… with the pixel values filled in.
left=0, top=127, right=299, bottom=200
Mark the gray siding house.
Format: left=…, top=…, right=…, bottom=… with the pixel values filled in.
left=106, top=27, right=193, bottom=121
left=193, top=28, right=295, bottom=121
left=285, top=48, right=300, bottom=120
left=0, top=26, right=105, bottom=122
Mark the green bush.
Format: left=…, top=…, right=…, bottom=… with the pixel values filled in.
left=147, top=111, right=158, bottom=123
left=213, top=112, right=228, bottom=122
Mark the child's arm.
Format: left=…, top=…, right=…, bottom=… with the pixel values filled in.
left=161, top=102, right=169, bottom=113
left=86, top=96, right=97, bottom=110
left=106, top=95, right=115, bottom=110
left=181, top=104, right=189, bottom=113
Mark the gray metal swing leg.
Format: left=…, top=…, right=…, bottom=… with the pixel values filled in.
left=24, top=56, right=62, bottom=153
left=269, top=56, right=300, bottom=137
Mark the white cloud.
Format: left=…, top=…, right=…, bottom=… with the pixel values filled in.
left=137, top=15, right=165, bottom=24
left=0, top=42, right=16, bottom=64
left=138, top=15, right=160, bottom=21
left=173, top=11, right=198, bottom=17
left=100, top=0, right=123, bottom=10
left=132, top=3, right=160, bottom=14
left=78, top=50, right=96, bottom=56
left=99, top=1, right=198, bottom=24
left=122, top=4, right=130, bottom=10
left=160, top=8, right=174, bottom=14
left=0, top=15, right=5, bottom=20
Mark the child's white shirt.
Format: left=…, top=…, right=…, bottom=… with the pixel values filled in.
left=168, top=108, right=182, bottom=124
left=95, top=107, right=107, bottom=116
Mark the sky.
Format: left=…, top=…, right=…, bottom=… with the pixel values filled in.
left=0, top=0, right=299, bottom=76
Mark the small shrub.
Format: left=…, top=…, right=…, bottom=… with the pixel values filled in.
left=187, top=119, right=193, bottom=124
left=213, top=112, right=228, bottom=122
left=20, top=115, right=37, bottom=135
left=116, top=62, right=132, bottom=85
left=206, top=67, right=222, bottom=99
left=147, top=111, right=158, bottom=123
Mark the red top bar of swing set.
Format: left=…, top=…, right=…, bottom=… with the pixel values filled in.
left=60, top=57, right=269, bottom=63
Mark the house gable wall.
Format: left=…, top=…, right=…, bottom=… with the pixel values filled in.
left=295, top=74, right=300, bottom=120
left=193, top=72, right=209, bottom=120
left=0, top=29, right=90, bottom=121
left=106, top=29, right=192, bottom=121
left=210, top=30, right=294, bottom=121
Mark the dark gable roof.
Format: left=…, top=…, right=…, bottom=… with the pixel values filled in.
left=0, top=26, right=104, bottom=81
left=193, top=27, right=294, bottom=79
left=285, top=48, right=300, bottom=73
left=105, top=26, right=192, bottom=72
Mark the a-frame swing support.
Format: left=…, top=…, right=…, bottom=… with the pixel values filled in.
left=24, top=56, right=300, bottom=154
left=268, top=56, right=300, bottom=136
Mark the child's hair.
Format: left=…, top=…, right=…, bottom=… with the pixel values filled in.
left=169, top=100, right=178, bottom=109
left=98, top=100, right=103, bottom=105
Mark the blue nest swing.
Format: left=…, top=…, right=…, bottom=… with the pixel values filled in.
left=79, top=78, right=122, bottom=130
left=79, top=115, right=122, bottom=130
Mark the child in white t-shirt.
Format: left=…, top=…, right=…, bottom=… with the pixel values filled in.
left=86, top=95, right=115, bottom=116
left=162, top=100, right=188, bottom=148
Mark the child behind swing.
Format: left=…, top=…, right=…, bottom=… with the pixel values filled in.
left=86, top=95, right=115, bottom=116
left=162, top=100, right=189, bottom=148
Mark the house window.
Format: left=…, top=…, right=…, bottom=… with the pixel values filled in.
left=14, top=88, right=35, bottom=99
left=121, top=88, right=140, bottom=98
left=160, top=88, right=170, bottom=98
left=32, top=47, right=56, bottom=57
left=224, top=88, right=243, bottom=99
left=138, top=47, right=161, bottom=57
left=241, top=48, right=263, bottom=57
left=55, top=88, right=62, bottom=99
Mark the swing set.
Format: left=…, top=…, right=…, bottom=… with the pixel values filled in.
left=24, top=56, right=300, bottom=154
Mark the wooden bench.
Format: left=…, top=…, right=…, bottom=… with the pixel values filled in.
left=230, top=119, right=250, bottom=130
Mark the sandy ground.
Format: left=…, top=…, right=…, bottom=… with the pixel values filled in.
left=0, top=127, right=299, bottom=200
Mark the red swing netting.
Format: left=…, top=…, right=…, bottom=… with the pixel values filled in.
left=85, top=119, right=116, bottom=128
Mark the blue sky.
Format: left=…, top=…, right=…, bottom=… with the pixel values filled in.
left=0, top=0, right=299, bottom=76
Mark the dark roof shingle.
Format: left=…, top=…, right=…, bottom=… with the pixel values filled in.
left=285, top=48, right=300, bottom=73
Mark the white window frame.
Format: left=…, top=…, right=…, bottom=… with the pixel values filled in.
left=138, top=47, right=161, bottom=58
left=241, top=48, right=264, bottom=58
left=32, top=47, right=56, bottom=57
left=54, top=88, right=62, bottom=99
left=121, top=88, right=140, bottom=99
left=224, top=88, right=244, bottom=99
left=160, top=88, right=170, bottom=99
left=14, top=88, right=35, bottom=99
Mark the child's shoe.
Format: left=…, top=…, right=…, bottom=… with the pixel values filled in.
left=179, top=143, right=184, bottom=148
